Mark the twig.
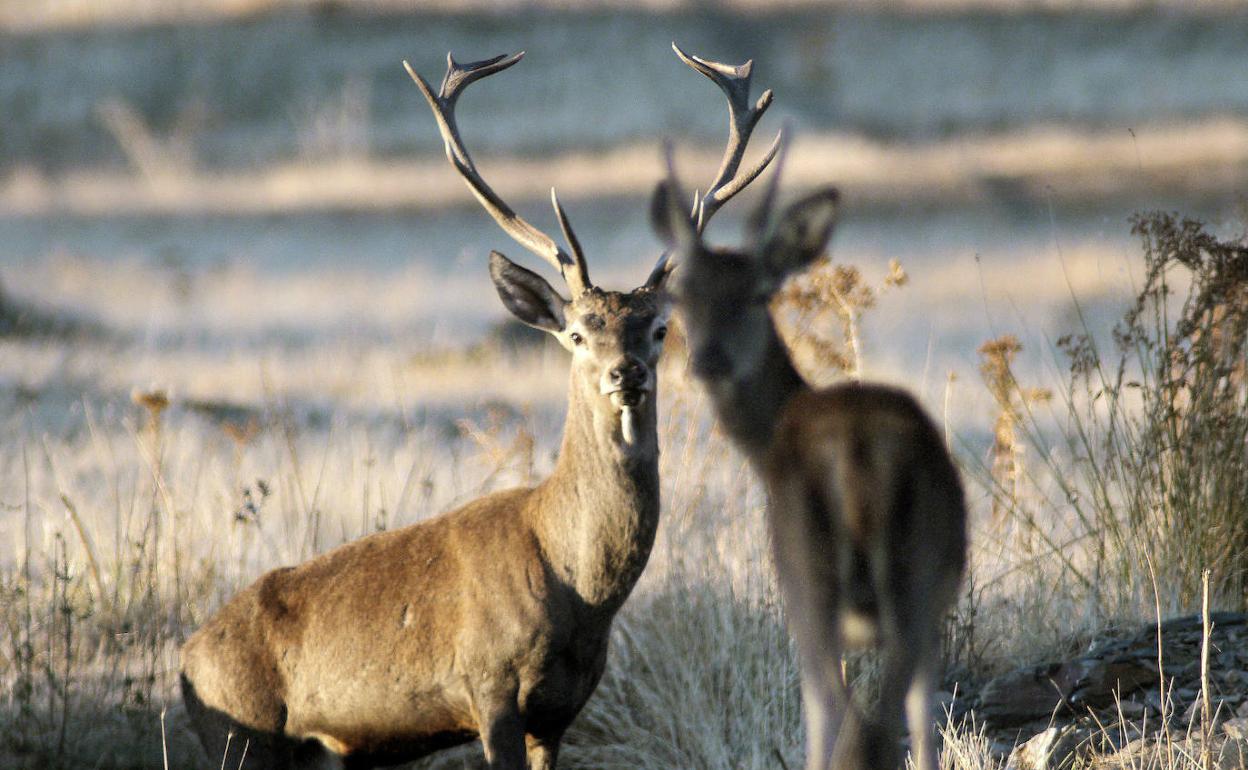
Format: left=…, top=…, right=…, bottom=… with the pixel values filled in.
left=59, top=494, right=106, bottom=611
left=1201, top=569, right=1213, bottom=770
left=1145, top=552, right=1175, bottom=769
left=160, top=707, right=170, bottom=770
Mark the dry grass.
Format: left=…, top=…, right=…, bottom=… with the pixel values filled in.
left=969, top=213, right=1248, bottom=616
left=1, top=214, right=1245, bottom=768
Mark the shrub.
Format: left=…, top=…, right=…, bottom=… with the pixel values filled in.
left=981, top=212, right=1248, bottom=615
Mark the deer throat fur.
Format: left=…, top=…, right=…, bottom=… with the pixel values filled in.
left=534, top=383, right=662, bottom=610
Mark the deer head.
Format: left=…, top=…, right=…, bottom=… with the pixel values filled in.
left=644, top=44, right=839, bottom=392
left=652, top=169, right=840, bottom=388
left=406, top=52, right=676, bottom=453
left=488, top=249, right=670, bottom=450
left=406, top=46, right=788, bottom=454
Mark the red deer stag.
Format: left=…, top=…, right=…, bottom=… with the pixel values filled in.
left=179, top=49, right=776, bottom=770
left=652, top=48, right=967, bottom=770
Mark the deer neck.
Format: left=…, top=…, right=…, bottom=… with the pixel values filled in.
left=529, top=371, right=661, bottom=613
left=708, top=321, right=807, bottom=464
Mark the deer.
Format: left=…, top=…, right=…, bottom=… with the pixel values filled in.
left=651, top=48, right=967, bottom=770
left=178, top=48, right=777, bottom=770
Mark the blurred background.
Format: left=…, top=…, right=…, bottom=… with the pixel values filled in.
left=3, top=4, right=1248, bottom=767
left=4, top=0, right=1248, bottom=390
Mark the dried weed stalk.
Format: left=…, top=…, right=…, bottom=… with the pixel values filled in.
left=773, top=256, right=908, bottom=380
left=976, top=335, right=1051, bottom=527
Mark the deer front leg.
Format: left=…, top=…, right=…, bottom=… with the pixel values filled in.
left=473, top=688, right=527, bottom=770
left=292, top=741, right=346, bottom=770
left=525, top=732, right=562, bottom=770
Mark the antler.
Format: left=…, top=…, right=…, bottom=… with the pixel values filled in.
left=404, top=52, right=592, bottom=296
left=672, top=42, right=784, bottom=235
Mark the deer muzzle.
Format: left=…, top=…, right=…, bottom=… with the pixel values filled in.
left=601, top=357, right=652, bottom=411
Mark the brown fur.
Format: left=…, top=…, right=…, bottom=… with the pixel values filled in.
left=181, top=282, right=671, bottom=770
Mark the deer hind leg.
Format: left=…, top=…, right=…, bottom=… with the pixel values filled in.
left=905, top=651, right=940, bottom=770
left=855, top=640, right=914, bottom=770
left=799, top=665, right=852, bottom=770
left=852, top=538, right=926, bottom=770
left=767, top=474, right=853, bottom=770
left=868, top=551, right=952, bottom=770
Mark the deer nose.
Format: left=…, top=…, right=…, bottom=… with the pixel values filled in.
left=607, top=357, right=649, bottom=390
left=692, top=345, right=732, bottom=380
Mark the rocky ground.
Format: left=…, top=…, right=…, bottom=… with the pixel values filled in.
left=951, top=613, right=1248, bottom=769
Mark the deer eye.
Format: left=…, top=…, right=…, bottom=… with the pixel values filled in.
left=654, top=326, right=668, bottom=341
left=569, top=332, right=584, bottom=346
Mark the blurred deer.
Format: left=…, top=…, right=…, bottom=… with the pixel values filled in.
left=652, top=45, right=967, bottom=770
left=180, top=50, right=773, bottom=770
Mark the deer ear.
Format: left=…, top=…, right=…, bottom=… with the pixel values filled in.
left=761, top=187, right=839, bottom=279
left=489, top=251, right=567, bottom=332
left=643, top=252, right=676, bottom=292
left=650, top=181, right=698, bottom=255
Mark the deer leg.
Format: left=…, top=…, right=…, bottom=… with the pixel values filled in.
left=768, top=475, right=851, bottom=770
left=292, top=740, right=346, bottom=770
left=780, top=574, right=850, bottom=770
left=183, top=690, right=295, bottom=770
left=856, top=644, right=913, bottom=770
left=474, top=690, right=527, bottom=770
left=203, top=731, right=296, bottom=770
left=800, top=666, right=851, bottom=770
left=858, top=559, right=913, bottom=770
left=904, top=641, right=941, bottom=770
left=525, top=732, right=562, bottom=770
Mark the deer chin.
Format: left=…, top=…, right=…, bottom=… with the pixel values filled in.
left=606, top=389, right=649, bottom=446
left=608, top=389, right=647, bottom=410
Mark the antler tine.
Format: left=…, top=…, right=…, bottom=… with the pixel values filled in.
left=672, top=42, right=784, bottom=235
left=404, top=53, right=591, bottom=296
left=550, top=188, right=589, bottom=285
left=747, top=124, right=792, bottom=243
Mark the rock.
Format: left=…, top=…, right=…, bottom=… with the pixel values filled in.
left=1160, top=613, right=1248, bottom=635
left=1117, top=735, right=1151, bottom=757
left=1117, top=700, right=1148, bottom=719
left=1181, top=697, right=1234, bottom=729
left=967, top=613, right=1248, bottom=765
left=1145, top=689, right=1169, bottom=715
left=990, top=738, right=1020, bottom=757
left=1218, top=738, right=1248, bottom=769
left=1182, top=699, right=1204, bottom=725
left=1006, top=726, right=1082, bottom=770
left=1093, top=735, right=1248, bottom=769
left=978, top=663, right=1072, bottom=726
left=1066, top=657, right=1159, bottom=707
left=1224, top=717, right=1248, bottom=741
left=1178, top=735, right=1248, bottom=770
left=932, top=689, right=959, bottom=721
left=1096, top=720, right=1146, bottom=752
